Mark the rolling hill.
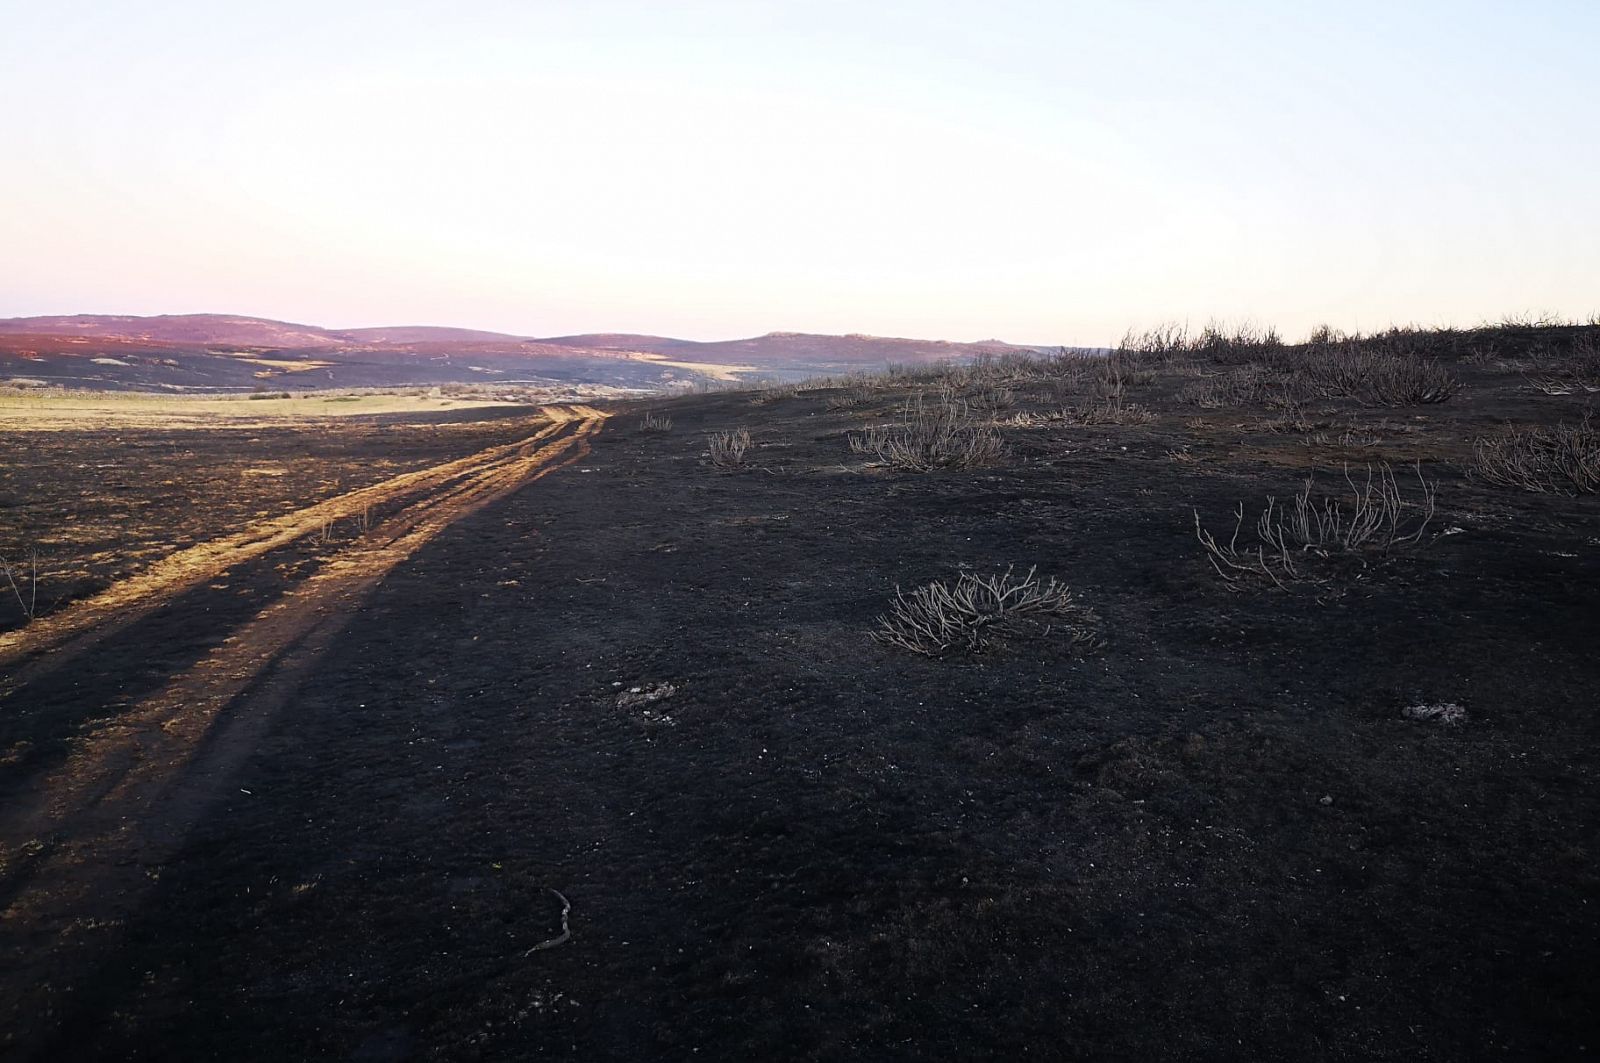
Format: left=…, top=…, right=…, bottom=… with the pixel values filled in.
left=0, top=314, right=1052, bottom=393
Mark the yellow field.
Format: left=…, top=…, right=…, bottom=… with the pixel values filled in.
left=0, top=389, right=523, bottom=430
left=624, top=351, right=758, bottom=381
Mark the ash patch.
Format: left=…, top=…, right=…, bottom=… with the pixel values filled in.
left=616, top=681, right=679, bottom=726
left=1402, top=702, right=1468, bottom=725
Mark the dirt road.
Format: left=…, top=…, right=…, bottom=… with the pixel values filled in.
left=0, top=404, right=606, bottom=1055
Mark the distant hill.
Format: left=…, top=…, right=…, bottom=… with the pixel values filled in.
left=0, top=314, right=344, bottom=349
left=338, top=326, right=533, bottom=345
left=0, top=313, right=1052, bottom=393
left=542, top=333, right=697, bottom=352
left=539, top=330, right=1049, bottom=369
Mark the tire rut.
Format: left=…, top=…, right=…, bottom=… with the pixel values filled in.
left=0, top=406, right=588, bottom=697
left=0, top=406, right=606, bottom=1056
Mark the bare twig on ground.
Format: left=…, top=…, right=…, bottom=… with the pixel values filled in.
left=1195, top=463, right=1437, bottom=590
left=639, top=411, right=674, bottom=431
left=850, top=392, right=1006, bottom=471
left=1473, top=415, right=1600, bottom=494
left=875, top=566, right=1098, bottom=655
left=525, top=888, right=572, bottom=953
left=825, top=388, right=872, bottom=410
left=708, top=427, right=753, bottom=467
left=1, top=550, right=40, bottom=622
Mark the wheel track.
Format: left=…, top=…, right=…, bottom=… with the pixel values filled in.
left=0, top=405, right=595, bottom=697
left=0, top=405, right=606, bottom=1056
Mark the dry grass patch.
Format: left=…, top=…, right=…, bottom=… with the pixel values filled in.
left=1180, top=366, right=1274, bottom=408
left=1, top=550, right=41, bottom=623
left=1522, top=336, right=1600, bottom=395
left=849, top=393, right=1006, bottom=471
left=874, top=567, right=1099, bottom=655
left=638, top=411, right=673, bottom=432
left=1038, top=354, right=1158, bottom=425
left=1118, top=321, right=1286, bottom=366
left=1054, top=396, right=1157, bottom=426
left=1525, top=375, right=1600, bottom=396
left=707, top=428, right=753, bottom=468
left=1297, top=346, right=1458, bottom=406
left=750, top=385, right=799, bottom=406
left=965, top=386, right=1017, bottom=416
left=1195, top=463, right=1437, bottom=590
left=1473, top=416, right=1600, bottom=494
left=940, top=349, right=1101, bottom=390
left=1306, top=428, right=1383, bottom=449
left=825, top=388, right=873, bottom=411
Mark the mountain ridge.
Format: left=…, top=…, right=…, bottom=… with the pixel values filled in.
left=0, top=313, right=1053, bottom=393
left=0, top=313, right=1041, bottom=354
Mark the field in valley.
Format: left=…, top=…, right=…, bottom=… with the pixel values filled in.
left=0, top=388, right=526, bottom=430
left=1, top=322, right=1597, bottom=1060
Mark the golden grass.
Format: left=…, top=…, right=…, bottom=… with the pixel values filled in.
left=624, top=352, right=757, bottom=382
left=0, top=389, right=523, bottom=430
left=0, top=406, right=605, bottom=676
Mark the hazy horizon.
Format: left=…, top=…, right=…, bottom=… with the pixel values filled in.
left=5, top=1, right=1597, bottom=346
left=4, top=306, right=1596, bottom=350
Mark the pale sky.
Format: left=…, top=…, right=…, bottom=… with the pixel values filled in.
left=2, top=1, right=1596, bottom=345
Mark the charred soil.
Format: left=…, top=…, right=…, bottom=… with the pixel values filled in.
left=1, top=345, right=1597, bottom=1061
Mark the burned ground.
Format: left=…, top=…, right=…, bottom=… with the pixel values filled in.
left=0, top=407, right=541, bottom=632
left=2, top=332, right=1597, bottom=1060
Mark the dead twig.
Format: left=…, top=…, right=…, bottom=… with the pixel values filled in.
left=875, top=566, right=1098, bottom=654
left=526, top=888, right=572, bottom=953
left=1195, top=463, right=1436, bottom=590
left=1, top=550, right=40, bottom=622
left=1472, top=414, right=1600, bottom=494
left=849, top=391, right=1006, bottom=470
left=707, top=428, right=752, bottom=467
left=639, top=411, right=674, bottom=431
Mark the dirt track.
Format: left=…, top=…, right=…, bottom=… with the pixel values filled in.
left=0, top=405, right=604, bottom=691
left=0, top=405, right=605, bottom=1052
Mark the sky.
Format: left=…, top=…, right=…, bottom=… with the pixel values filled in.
left=2, top=1, right=1596, bottom=345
